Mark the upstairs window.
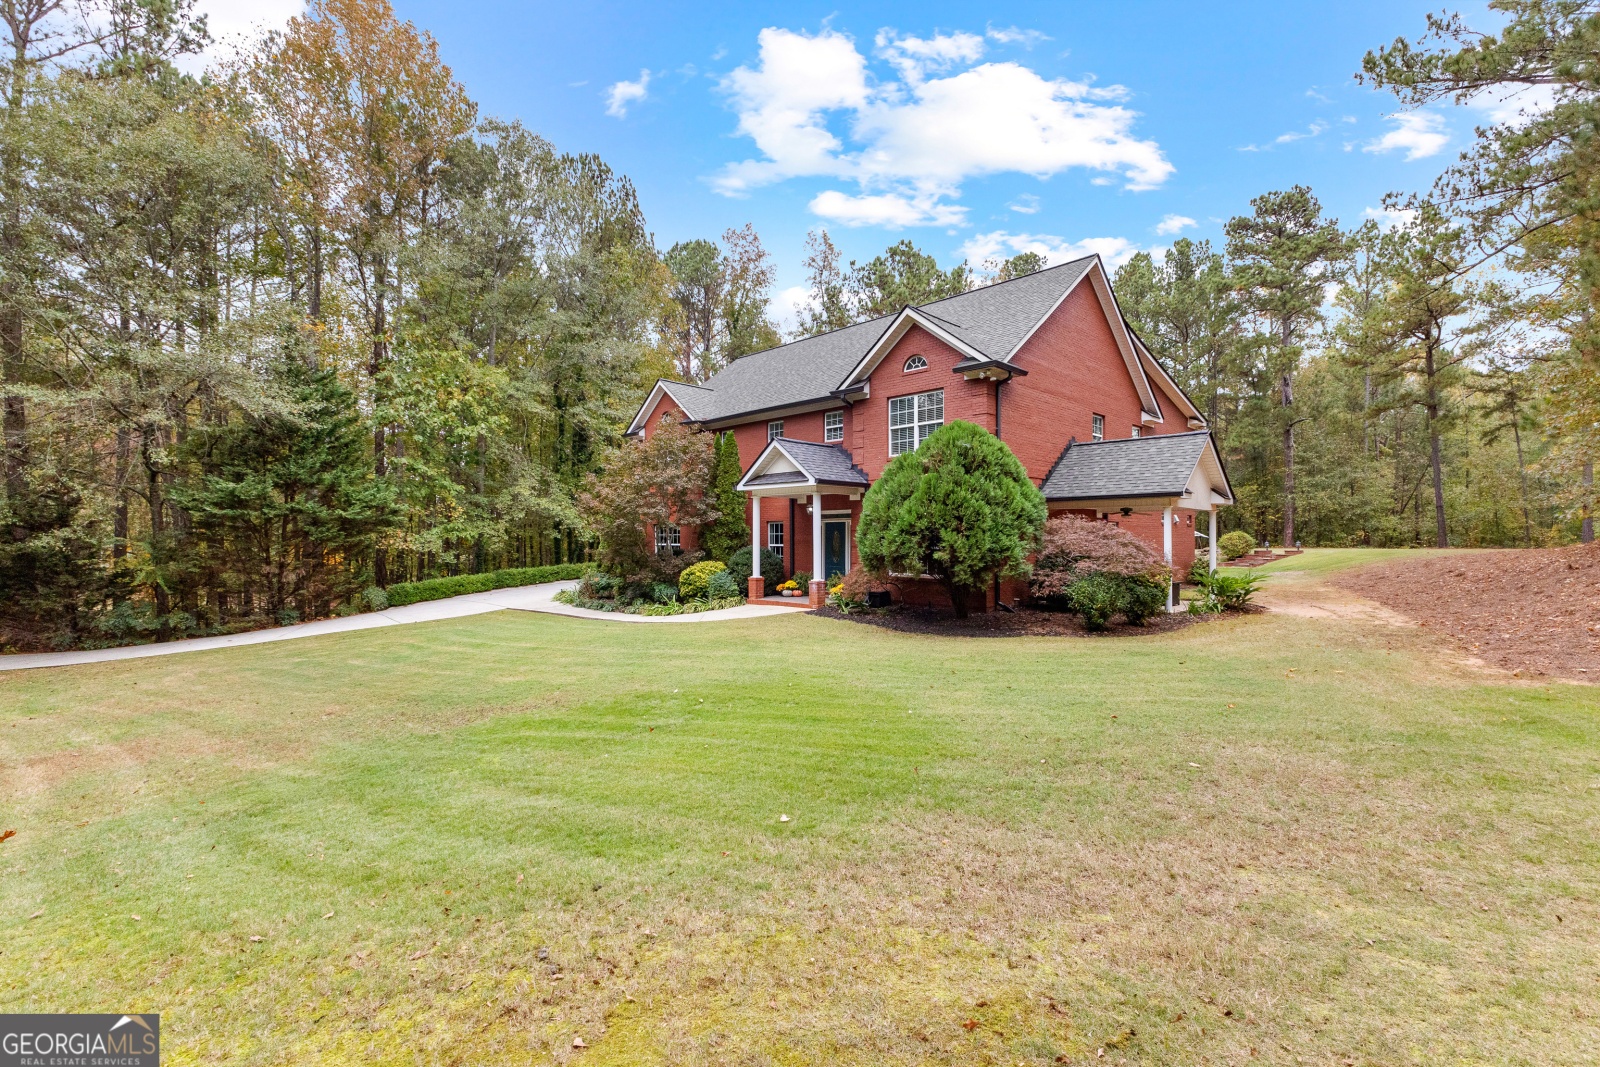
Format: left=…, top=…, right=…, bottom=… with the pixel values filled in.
left=768, top=419, right=784, bottom=441
left=889, top=389, right=944, bottom=456
left=903, top=354, right=928, bottom=372
left=824, top=410, right=844, bottom=442
left=654, top=524, right=681, bottom=554
left=1091, top=413, right=1105, bottom=441
left=767, top=521, right=784, bottom=553
left=1130, top=425, right=1141, bottom=438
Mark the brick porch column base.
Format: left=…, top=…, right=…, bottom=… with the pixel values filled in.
left=808, top=579, right=826, bottom=608
left=747, top=575, right=765, bottom=601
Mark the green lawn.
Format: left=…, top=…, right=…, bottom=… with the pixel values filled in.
left=3, top=550, right=1597, bottom=1065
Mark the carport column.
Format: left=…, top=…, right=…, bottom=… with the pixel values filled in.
left=747, top=492, right=765, bottom=602
left=1162, top=506, right=1173, bottom=565
left=1208, top=505, right=1219, bottom=572
left=809, top=492, right=826, bottom=607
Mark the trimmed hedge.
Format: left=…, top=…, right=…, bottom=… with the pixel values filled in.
left=384, top=563, right=596, bottom=607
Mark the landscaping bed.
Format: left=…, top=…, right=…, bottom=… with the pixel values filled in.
left=813, top=603, right=1209, bottom=637
left=1333, top=542, right=1600, bottom=681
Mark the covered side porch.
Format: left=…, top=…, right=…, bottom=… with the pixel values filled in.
left=1039, top=431, right=1235, bottom=599
left=735, top=437, right=871, bottom=608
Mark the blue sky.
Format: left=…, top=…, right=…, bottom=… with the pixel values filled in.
left=201, top=1, right=1535, bottom=326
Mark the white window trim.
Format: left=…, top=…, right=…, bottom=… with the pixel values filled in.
left=1091, top=414, right=1105, bottom=442
left=824, top=410, right=844, bottom=442
left=903, top=354, right=928, bottom=372
left=1130, top=425, right=1141, bottom=438
left=767, top=419, right=784, bottom=441
left=889, top=389, right=944, bottom=457
left=766, top=521, right=784, bottom=552
left=655, top=524, right=681, bottom=553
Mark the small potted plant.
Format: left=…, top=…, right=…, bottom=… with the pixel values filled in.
left=776, top=579, right=800, bottom=598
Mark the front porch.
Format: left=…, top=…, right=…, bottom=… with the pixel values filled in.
left=734, top=437, right=872, bottom=607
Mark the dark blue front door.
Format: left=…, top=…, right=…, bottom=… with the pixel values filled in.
left=824, top=519, right=849, bottom=581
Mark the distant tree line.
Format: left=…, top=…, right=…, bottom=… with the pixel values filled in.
left=0, top=0, right=1593, bottom=652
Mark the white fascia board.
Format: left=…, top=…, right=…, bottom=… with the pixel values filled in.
left=624, top=379, right=711, bottom=436
left=1083, top=262, right=1163, bottom=419
left=837, top=307, right=988, bottom=390
left=697, top=397, right=841, bottom=431
left=735, top=438, right=813, bottom=492
left=1132, top=335, right=1204, bottom=424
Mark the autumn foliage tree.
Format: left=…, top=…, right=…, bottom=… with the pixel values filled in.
left=576, top=418, right=717, bottom=582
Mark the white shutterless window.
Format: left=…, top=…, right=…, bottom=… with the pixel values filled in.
left=889, top=389, right=944, bottom=457
left=824, top=410, right=844, bottom=442
left=1091, top=413, right=1104, bottom=441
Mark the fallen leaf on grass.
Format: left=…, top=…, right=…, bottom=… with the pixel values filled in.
left=249, top=936, right=263, bottom=943
left=572, top=1036, right=587, bottom=1049
left=28, top=910, right=42, bottom=920
left=778, top=814, right=790, bottom=823
left=515, top=873, right=523, bottom=884
left=962, top=1020, right=979, bottom=1031
left=130, top=915, right=141, bottom=921
left=408, top=948, right=429, bottom=960
left=322, top=912, right=334, bottom=919
left=1188, top=762, right=1200, bottom=768
left=0, top=830, right=14, bottom=844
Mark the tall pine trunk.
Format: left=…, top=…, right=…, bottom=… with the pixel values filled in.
left=1424, top=347, right=1447, bottom=548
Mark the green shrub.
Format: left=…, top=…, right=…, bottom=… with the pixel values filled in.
left=791, top=570, right=813, bottom=588
left=728, top=546, right=785, bottom=594
left=1190, top=569, right=1263, bottom=613
left=650, top=582, right=679, bottom=605
left=361, top=586, right=389, bottom=612
left=1121, top=574, right=1170, bottom=626
left=384, top=563, right=595, bottom=607
left=1064, top=572, right=1124, bottom=632
left=706, top=569, right=741, bottom=600
left=1218, top=530, right=1255, bottom=561
left=679, top=560, right=728, bottom=600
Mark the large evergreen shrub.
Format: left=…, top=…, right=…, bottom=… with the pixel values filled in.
left=856, top=421, right=1046, bottom=618
left=699, top=434, right=750, bottom=563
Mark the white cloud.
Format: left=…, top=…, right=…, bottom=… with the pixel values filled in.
left=986, top=24, right=1051, bottom=47
left=1364, top=112, right=1448, bottom=160
left=1008, top=193, right=1041, bottom=215
left=810, top=189, right=967, bottom=228
left=771, top=284, right=813, bottom=335
left=177, top=0, right=302, bottom=72
left=1362, top=205, right=1418, bottom=231
left=606, top=70, right=652, bottom=118
left=713, top=27, right=1172, bottom=224
left=1154, top=214, right=1196, bottom=236
left=1467, top=83, right=1558, bottom=128
left=875, top=29, right=985, bottom=83
left=1275, top=120, right=1328, bottom=144
left=959, top=230, right=1143, bottom=269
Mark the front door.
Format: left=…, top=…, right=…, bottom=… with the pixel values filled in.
left=823, top=519, right=850, bottom=582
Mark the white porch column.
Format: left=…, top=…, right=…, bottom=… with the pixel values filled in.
left=1162, top=505, right=1173, bottom=565
left=811, top=492, right=824, bottom=578
left=1208, top=506, right=1219, bottom=572
left=750, top=493, right=762, bottom=577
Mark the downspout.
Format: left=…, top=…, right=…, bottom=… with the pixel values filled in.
left=993, top=373, right=1014, bottom=612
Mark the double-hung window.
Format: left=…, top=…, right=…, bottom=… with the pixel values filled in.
left=889, top=389, right=944, bottom=457
left=654, top=524, right=681, bottom=553
left=1091, top=413, right=1105, bottom=441
left=767, top=521, right=784, bottom=553
left=824, top=410, right=844, bottom=442
left=1130, top=425, right=1141, bottom=438
left=768, top=419, right=784, bottom=441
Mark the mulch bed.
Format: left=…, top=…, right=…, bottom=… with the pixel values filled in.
left=810, top=603, right=1206, bottom=638
left=1333, top=543, right=1600, bottom=682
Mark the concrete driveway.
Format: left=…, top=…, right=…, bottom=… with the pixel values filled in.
left=0, top=581, right=806, bottom=672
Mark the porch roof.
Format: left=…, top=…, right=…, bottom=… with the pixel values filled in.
left=1040, top=430, right=1234, bottom=508
left=734, top=437, right=870, bottom=495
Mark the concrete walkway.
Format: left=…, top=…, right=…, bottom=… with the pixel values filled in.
left=0, top=581, right=807, bottom=673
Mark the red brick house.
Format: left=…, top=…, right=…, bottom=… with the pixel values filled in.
left=626, top=255, right=1234, bottom=609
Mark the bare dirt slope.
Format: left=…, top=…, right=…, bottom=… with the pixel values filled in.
left=1333, top=543, right=1600, bottom=681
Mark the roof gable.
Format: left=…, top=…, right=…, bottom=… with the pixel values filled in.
left=734, top=437, right=870, bottom=492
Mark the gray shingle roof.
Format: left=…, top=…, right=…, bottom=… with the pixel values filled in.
left=673, top=257, right=1096, bottom=424
left=1040, top=431, right=1213, bottom=500
left=914, top=258, right=1094, bottom=359
left=684, top=316, right=893, bottom=422
left=770, top=438, right=870, bottom=486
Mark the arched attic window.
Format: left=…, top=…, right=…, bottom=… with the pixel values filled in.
left=903, top=354, right=928, bottom=372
